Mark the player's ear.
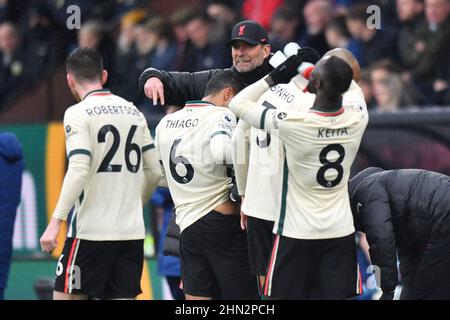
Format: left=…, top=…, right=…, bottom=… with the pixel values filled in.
left=101, top=70, right=108, bottom=85
left=315, top=79, right=322, bottom=90
left=262, top=44, right=271, bottom=59
left=223, top=87, right=234, bottom=105
left=67, top=73, right=75, bottom=89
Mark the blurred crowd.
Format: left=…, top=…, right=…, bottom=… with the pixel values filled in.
left=1, top=0, right=450, bottom=121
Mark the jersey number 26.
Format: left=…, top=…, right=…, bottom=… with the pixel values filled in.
left=97, top=124, right=141, bottom=173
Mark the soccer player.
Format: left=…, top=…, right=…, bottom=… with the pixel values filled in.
left=232, top=48, right=361, bottom=293
left=39, top=48, right=161, bottom=300
left=229, top=54, right=368, bottom=299
left=232, top=48, right=319, bottom=292
left=155, top=70, right=259, bottom=300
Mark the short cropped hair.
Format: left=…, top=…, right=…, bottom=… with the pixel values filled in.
left=66, top=48, right=103, bottom=82
left=322, top=56, right=353, bottom=96
left=204, top=70, right=244, bottom=96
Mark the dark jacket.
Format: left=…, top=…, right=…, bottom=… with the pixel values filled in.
left=139, top=59, right=273, bottom=107
left=0, top=133, right=24, bottom=290
left=151, top=187, right=180, bottom=276
left=410, top=17, right=450, bottom=83
left=349, top=167, right=450, bottom=292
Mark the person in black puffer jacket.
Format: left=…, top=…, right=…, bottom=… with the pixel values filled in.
left=349, top=167, right=450, bottom=300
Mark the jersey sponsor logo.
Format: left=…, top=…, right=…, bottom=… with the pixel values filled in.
left=222, top=113, right=235, bottom=124
left=65, top=126, right=78, bottom=139
left=277, top=112, right=287, bottom=120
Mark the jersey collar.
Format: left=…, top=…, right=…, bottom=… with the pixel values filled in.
left=184, top=100, right=215, bottom=108
left=83, top=89, right=112, bottom=100
left=309, top=107, right=344, bottom=117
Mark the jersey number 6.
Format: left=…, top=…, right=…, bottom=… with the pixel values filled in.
left=169, top=138, right=194, bottom=184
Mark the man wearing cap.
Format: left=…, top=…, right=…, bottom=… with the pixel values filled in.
left=139, top=20, right=273, bottom=107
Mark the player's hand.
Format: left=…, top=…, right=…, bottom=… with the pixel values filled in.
left=379, top=290, right=395, bottom=300
left=266, top=54, right=303, bottom=86
left=240, top=212, right=248, bottom=230
left=144, top=77, right=165, bottom=106
left=297, top=47, right=320, bottom=65
left=40, top=218, right=62, bottom=253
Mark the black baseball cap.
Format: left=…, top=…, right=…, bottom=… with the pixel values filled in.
left=228, top=20, right=269, bottom=46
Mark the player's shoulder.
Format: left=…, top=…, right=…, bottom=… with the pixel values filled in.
left=64, top=100, right=86, bottom=120
left=211, top=106, right=236, bottom=125
left=208, top=106, right=233, bottom=115
left=155, top=109, right=180, bottom=133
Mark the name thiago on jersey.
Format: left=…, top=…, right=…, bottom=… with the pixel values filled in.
left=165, top=118, right=199, bottom=129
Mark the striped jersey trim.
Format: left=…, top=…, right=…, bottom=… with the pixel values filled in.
left=69, top=213, right=77, bottom=238
left=69, top=191, right=83, bottom=238
left=211, top=130, right=231, bottom=139
left=356, top=264, right=363, bottom=295
left=68, top=149, right=91, bottom=159
left=276, top=157, right=289, bottom=235
left=184, top=100, right=215, bottom=108
left=142, top=143, right=155, bottom=152
left=264, top=235, right=280, bottom=297
left=64, top=238, right=79, bottom=294
left=260, top=108, right=270, bottom=129
left=83, top=89, right=112, bottom=100
left=310, top=108, right=344, bottom=117
left=68, top=239, right=81, bottom=294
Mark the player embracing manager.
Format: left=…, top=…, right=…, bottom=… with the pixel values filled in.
left=40, top=48, right=161, bottom=300
left=155, top=70, right=259, bottom=300
left=229, top=53, right=368, bottom=299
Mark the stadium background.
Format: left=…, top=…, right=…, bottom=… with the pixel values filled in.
left=1, top=0, right=449, bottom=299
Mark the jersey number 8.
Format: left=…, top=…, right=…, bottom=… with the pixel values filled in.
left=316, top=144, right=345, bottom=188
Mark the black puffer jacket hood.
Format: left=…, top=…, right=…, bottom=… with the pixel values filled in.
left=349, top=167, right=384, bottom=198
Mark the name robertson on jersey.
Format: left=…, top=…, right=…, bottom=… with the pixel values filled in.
left=85, top=105, right=140, bottom=117
left=166, top=118, right=199, bottom=129
left=318, top=127, right=349, bottom=138
left=270, top=85, right=295, bottom=103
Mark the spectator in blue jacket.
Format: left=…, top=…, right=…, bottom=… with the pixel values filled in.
left=0, top=132, right=24, bottom=300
